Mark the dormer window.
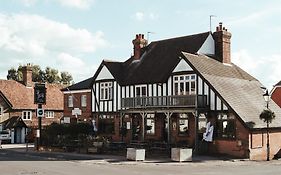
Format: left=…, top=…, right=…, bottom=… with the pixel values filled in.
left=100, top=82, right=112, bottom=100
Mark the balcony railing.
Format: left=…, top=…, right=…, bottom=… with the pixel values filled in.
left=121, top=95, right=208, bottom=109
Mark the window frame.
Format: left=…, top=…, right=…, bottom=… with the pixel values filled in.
left=100, top=82, right=113, bottom=101
left=178, top=113, right=189, bottom=136
left=22, top=111, right=32, bottom=120
left=146, top=114, right=155, bottom=135
left=45, top=111, right=55, bottom=118
left=98, top=115, right=115, bottom=134
left=135, top=85, right=147, bottom=97
left=81, top=95, right=87, bottom=107
left=173, top=74, right=196, bottom=95
left=68, top=95, right=73, bottom=108
left=216, top=113, right=236, bottom=139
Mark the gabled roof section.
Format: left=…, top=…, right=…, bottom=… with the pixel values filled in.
left=93, top=60, right=123, bottom=83
left=62, top=77, right=93, bottom=91
left=182, top=52, right=281, bottom=129
left=94, top=32, right=210, bottom=85
left=0, top=116, right=27, bottom=129
left=0, top=79, right=63, bottom=110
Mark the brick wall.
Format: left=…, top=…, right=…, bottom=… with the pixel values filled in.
left=63, top=92, right=92, bottom=122
left=272, top=87, right=281, bottom=108
left=249, top=130, right=281, bottom=160
left=209, top=113, right=250, bottom=158
left=8, top=110, right=63, bottom=128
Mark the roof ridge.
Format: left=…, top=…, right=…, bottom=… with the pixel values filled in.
left=151, top=31, right=209, bottom=44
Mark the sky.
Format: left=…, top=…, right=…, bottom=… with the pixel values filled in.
left=0, top=0, right=280, bottom=90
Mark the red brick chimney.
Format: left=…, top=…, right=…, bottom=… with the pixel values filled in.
left=21, top=63, right=33, bottom=87
left=132, top=34, right=147, bottom=60
left=213, top=22, right=232, bottom=64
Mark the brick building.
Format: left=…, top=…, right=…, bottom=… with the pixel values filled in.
left=61, top=77, right=93, bottom=123
left=0, top=64, right=64, bottom=143
left=271, top=81, right=281, bottom=108
left=89, top=23, right=281, bottom=160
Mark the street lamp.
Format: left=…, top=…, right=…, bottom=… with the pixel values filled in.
left=263, top=90, right=270, bottom=161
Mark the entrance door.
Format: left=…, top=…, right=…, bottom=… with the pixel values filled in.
left=162, top=117, right=168, bottom=143
left=15, top=128, right=22, bottom=143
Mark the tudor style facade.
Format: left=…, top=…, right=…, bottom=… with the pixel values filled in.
left=91, top=23, right=281, bottom=160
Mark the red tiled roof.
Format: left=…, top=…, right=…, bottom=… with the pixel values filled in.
left=0, top=79, right=63, bottom=110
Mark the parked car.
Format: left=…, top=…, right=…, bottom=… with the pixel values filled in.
left=0, top=130, right=11, bottom=143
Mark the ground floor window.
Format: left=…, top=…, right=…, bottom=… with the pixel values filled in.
left=178, top=113, right=188, bottom=135
left=216, top=114, right=235, bottom=139
left=22, top=111, right=32, bottom=120
left=98, top=115, right=115, bottom=134
left=146, top=114, right=155, bottom=135
left=45, top=111, right=54, bottom=118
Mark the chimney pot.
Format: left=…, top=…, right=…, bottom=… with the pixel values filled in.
left=216, top=26, right=219, bottom=31
left=132, top=33, right=147, bottom=60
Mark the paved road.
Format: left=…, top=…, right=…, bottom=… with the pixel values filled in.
left=1, top=147, right=281, bottom=175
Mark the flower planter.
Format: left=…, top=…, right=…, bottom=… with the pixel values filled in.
left=171, top=148, right=192, bottom=162
left=127, top=148, right=145, bottom=161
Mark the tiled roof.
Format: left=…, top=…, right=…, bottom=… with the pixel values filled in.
left=0, top=80, right=63, bottom=110
left=103, top=32, right=210, bottom=85
left=183, top=52, right=281, bottom=129
left=62, top=77, right=93, bottom=91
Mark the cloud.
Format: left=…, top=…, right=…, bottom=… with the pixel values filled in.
left=232, top=50, right=281, bottom=89
left=133, top=12, right=158, bottom=21
left=0, top=13, right=107, bottom=81
left=20, top=0, right=37, bottom=7
left=19, top=0, right=94, bottom=9
left=57, top=0, right=94, bottom=9
left=226, top=4, right=280, bottom=28
left=135, top=12, right=144, bottom=21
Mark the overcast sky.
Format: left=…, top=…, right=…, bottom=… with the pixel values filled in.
left=0, top=0, right=280, bottom=90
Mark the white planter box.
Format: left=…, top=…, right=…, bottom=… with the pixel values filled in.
left=171, top=148, right=192, bottom=162
left=127, top=148, right=145, bottom=161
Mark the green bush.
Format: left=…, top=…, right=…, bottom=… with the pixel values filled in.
left=42, top=122, right=93, bottom=147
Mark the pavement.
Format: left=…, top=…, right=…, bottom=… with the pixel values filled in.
left=0, top=143, right=251, bottom=165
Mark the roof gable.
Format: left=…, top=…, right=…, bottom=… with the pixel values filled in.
left=96, top=64, right=115, bottom=81
left=1, top=116, right=27, bottom=129
left=182, top=52, right=281, bottom=129
left=197, top=33, right=215, bottom=55
left=172, top=59, right=193, bottom=73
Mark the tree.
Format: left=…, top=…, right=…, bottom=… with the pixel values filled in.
left=45, top=67, right=60, bottom=84
left=60, top=71, right=73, bottom=85
left=7, top=68, right=18, bottom=81
left=6, top=64, right=73, bottom=85
left=32, top=65, right=46, bottom=82
left=259, top=109, right=276, bottom=123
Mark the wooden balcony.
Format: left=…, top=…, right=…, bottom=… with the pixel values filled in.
left=121, top=95, right=208, bottom=110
